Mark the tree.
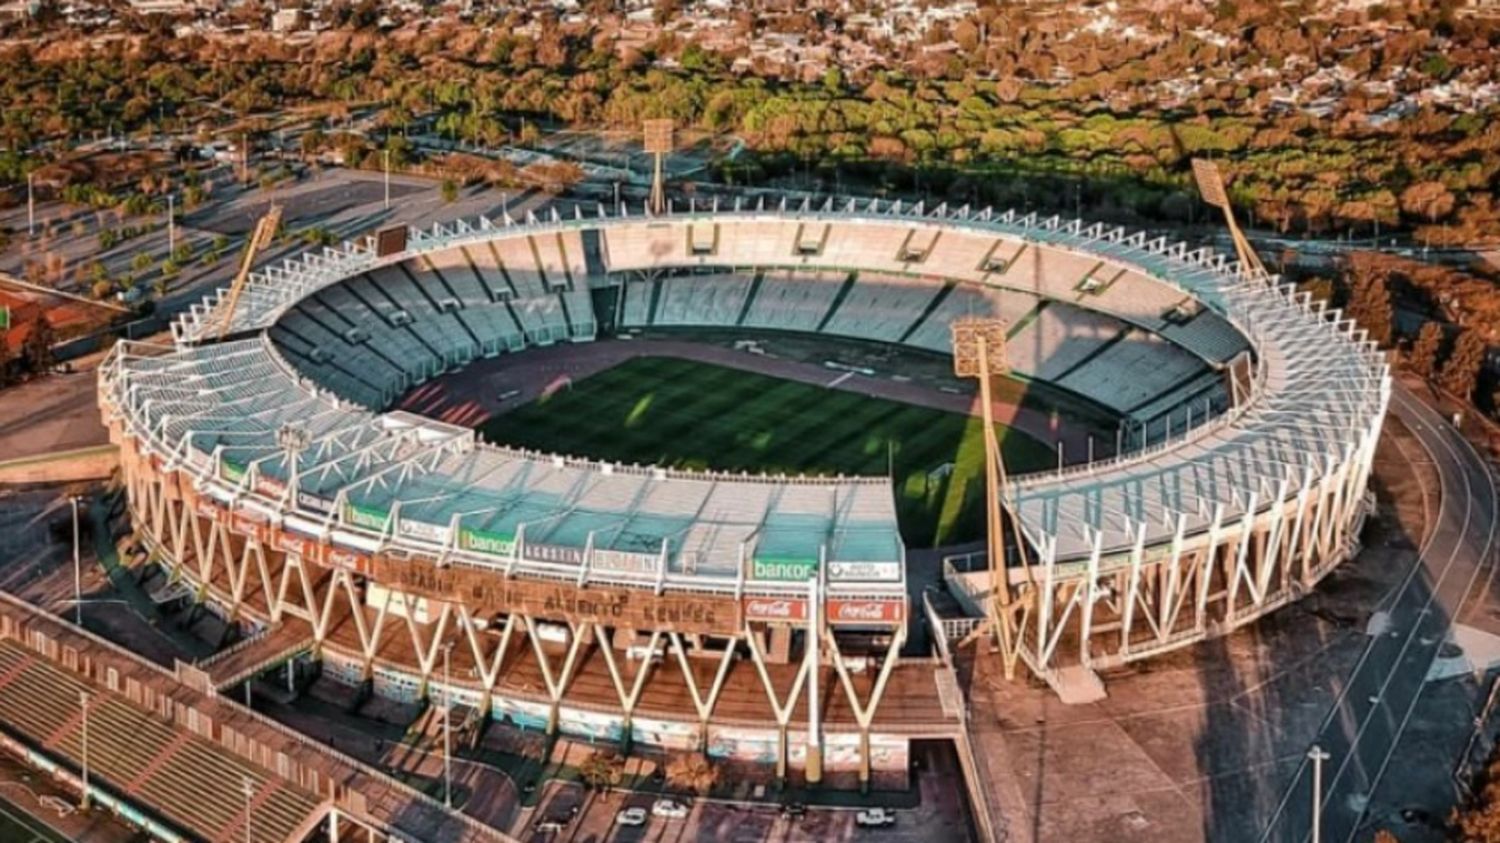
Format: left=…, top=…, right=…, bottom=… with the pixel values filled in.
left=663, top=753, right=718, bottom=793
left=20, top=314, right=55, bottom=375
left=578, top=751, right=624, bottom=790
left=440, top=178, right=459, bottom=203
left=1399, top=181, right=1454, bottom=223
left=0, top=335, right=12, bottom=387
left=1343, top=263, right=1394, bottom=349
left=1440, top=329, right=1486, bottom=402
left=1409, top=322, right=1445, bottom=381
left=300, top=128, right=327, bottom=162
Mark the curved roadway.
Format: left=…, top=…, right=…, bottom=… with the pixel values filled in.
left=1260, top=382, right=1499, bottom=843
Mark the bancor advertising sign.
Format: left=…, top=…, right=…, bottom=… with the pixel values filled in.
left=459, top=527, right=516, bottom=557
left=345, top=501, right=391, bottom=532
left=750, top=556, right=817, bottom=582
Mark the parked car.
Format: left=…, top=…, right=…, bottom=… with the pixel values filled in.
left=533, top=818, right=566, bottom=833
left=651, top=798, right=689, bottom=819
left=616, top=807, right=648, bottom=827
left=855, top=808, right=897, bottom=827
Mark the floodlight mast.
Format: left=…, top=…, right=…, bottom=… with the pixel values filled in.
left=643, top=119, right=673, bottom=215
left=951, top=317, right=1031, bottom=680
left=216, top=204, right=284, bottom=341
left=1191, top=158, right=1265, bottom=278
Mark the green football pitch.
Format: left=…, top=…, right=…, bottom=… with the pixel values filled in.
left=478, top=356, right=1055, bottom=547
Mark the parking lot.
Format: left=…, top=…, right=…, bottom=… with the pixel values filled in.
left=516, top=741, right=975, bottom=843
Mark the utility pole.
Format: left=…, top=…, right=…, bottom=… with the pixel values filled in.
left=27, top=172, right=35, bottom=238
left=1308, top=745, right=1330, bottom=843
left=71, top=496, right=82, bottom=625
left=167, top=194, right=176, bottom=257
left=442, top=642, right=454, bottom=809
left=383, top=148, right=391, bottom=210
left=78, top=690, right=90, bottom=808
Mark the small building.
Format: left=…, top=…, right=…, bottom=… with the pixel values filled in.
left=270, top=7, right=302, bottom=31
left=0, top=0, right=40, bottom=19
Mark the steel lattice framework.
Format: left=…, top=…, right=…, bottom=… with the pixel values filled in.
left=100, top=197, right=1388, bottom=753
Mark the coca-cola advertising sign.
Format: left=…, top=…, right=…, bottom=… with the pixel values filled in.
left=194, top=498, right=224, bottom=522
left=273, top=529, right=313, bottom=558
left=326, top=546, right=371, bottom=574
left=827, top=599, right=904, bottom=625
left=742, top=597, right=808, bottom=623
left=230, top=511, right=269, bottom=543
left=255, top=475, right=287, bottom=499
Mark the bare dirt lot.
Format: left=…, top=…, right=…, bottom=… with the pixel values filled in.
left=0, top=368, right=107, bottom=462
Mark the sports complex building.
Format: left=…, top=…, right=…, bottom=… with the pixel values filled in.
left=97, top=197, right=1390, bottom=792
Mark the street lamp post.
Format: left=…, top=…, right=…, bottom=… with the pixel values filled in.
left=383, top=149, right=391, bottom=210
left=78, top=690, right=90, bottom=809
left=71, top=496, right=82, bottom=626
left=27, top=172, right=35, bottom=238
left=167, top=194, right=176, bottom=257
left=443, top=642, right=454, bottom=809
left=1308, top=745, right=1330, bottom=843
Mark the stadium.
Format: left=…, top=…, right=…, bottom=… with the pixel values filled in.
left=96, top=197, right=1390, bottom=789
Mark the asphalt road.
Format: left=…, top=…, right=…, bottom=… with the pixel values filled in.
left=1260, top=383, right=1499, bottom=843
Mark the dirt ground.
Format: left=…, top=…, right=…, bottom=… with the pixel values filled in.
left=0, top=366, right=108, bottom=462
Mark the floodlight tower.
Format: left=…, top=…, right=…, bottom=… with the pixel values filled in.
left=217, top=203, right=284, bottom=341
left=1192, top=158, right=1265, bottom=278
left=951, top=317, right=1029, bottom=679
left=643, top=119, right=673, bottom=215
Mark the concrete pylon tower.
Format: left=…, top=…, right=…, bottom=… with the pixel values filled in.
left=643, top=119, right=673, bottom=215
left=951, top=317, right=1031, bottom=679
left=1192, top=158, right=1265, bottom=278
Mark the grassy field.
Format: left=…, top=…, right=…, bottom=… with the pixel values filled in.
left=479, top=356, right=1054, bottom=547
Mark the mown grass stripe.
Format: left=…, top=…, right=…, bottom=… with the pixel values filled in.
left=478, top=356, right=1054, bottom=547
